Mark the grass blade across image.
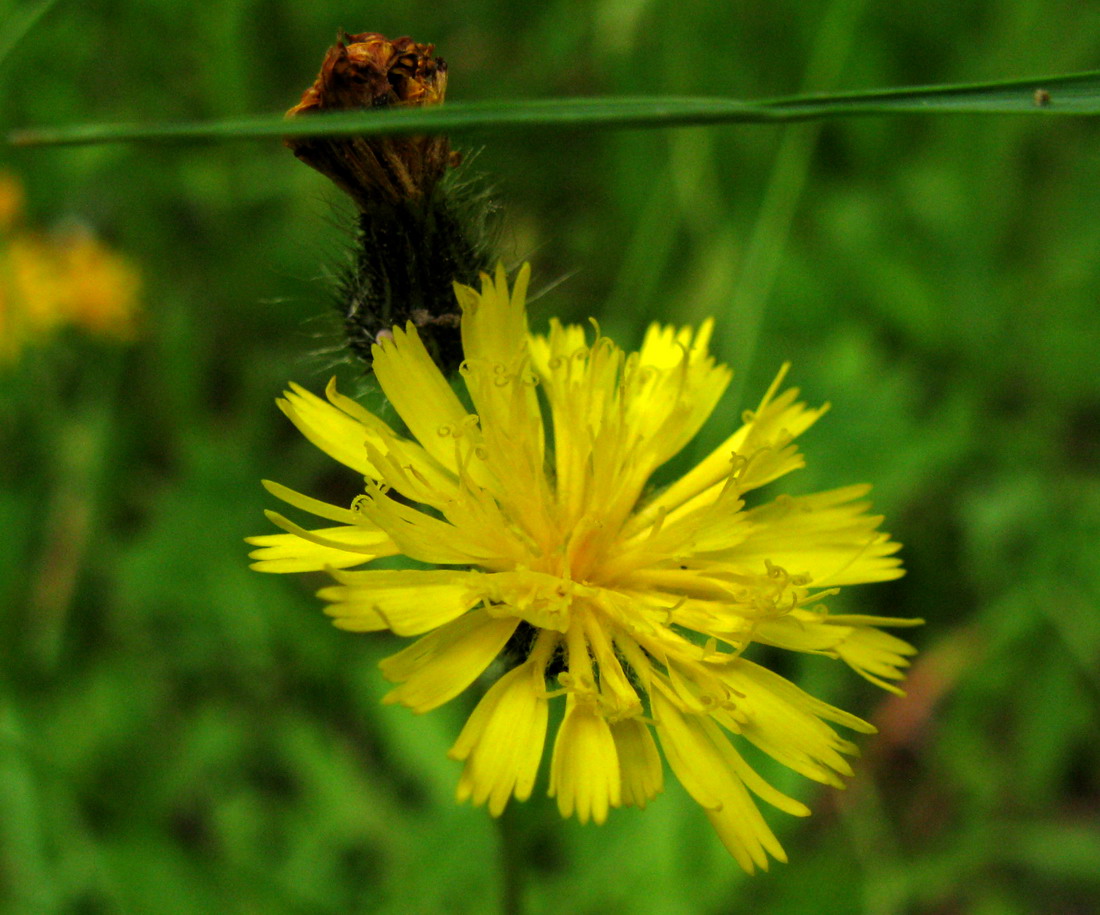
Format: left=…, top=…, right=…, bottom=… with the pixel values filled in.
left=5, top=69, right=1100, bottom=148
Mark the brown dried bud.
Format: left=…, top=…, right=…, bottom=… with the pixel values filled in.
left=285, top=32, right=455, bottom=208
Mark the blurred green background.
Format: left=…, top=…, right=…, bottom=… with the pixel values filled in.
left=2, top=0, right=1099, bottom=912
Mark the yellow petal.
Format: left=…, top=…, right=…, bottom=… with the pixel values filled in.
left=450, top=659, right=549, bottom=815
left=652, top=681, right=785, bottom=874
left=247, top=524, right=396, bottom=573
left=325, top=378, right=466, bottom=503
left=752, top=614, right=847, bottom=653
left=731, top=658, right=876, bottom=734
left=625, top=318, right=731, bottom=470
left=719, top=659, right=865, bottom=786
left=548, top=695, right=621, bottom=824
left=704, top=798, right=785, bottom=875
left=712, top=732, right=811, bottom=818
left=527, top=318, right=588, bottom=379
left=278, top=382, right=381, bottom=477
left=755, top=612, right=919, bottom=694
left=650, top=685, right=727, bottom=811
left=319, top=569, right=485, bottom=636
left=261, top=479, right=361, bottom=525
left=583, top=615, right=644, bottom=719
left=626, top=367, right=827, bottom=536
left=730, top=486, right=905, bottom=586
left=380, top=610, right=519, bottom=712
left=354, top=486, right=507, bottom=565
left=458, top=265, right=548, bottom=506
left=610, top=717, right=663, bottom=809
left=458, top=263, right=531, bottom=368
left=372, top=323, right=471, bottom=472
left=834, top=625, right=918, bottom=694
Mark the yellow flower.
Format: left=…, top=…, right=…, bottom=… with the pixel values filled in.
left=0, top=172, right=25, bottom=230
left=0, top=172, right=141, bottom=364
left=250, top=265, right=919, bottom=872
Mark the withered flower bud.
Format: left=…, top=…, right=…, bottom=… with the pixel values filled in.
left=287, top=31, right=498, bottom=374
left=286, top=32, right=455, bottom=208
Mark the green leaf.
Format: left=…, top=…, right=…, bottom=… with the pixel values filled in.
left=5, top=70, right=1100, bottom=148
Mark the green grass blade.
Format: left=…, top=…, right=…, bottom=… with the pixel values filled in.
left=5, top=69, right=1100, bottom=148
left=761, top=69, right=1094, bottom=115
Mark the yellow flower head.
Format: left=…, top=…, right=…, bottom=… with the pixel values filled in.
left=250, top=265, right=918, bottom=872
left=0, top=172, right=141, bottom=364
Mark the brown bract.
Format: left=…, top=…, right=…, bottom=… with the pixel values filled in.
left=285, top=32, right=455, bottom=208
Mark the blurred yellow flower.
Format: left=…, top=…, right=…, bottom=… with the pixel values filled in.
left=0, top=171, right=141, bottom=363
left=0, top=172, right=25, bottom=230
left=250, top=265, right=919, bottom=871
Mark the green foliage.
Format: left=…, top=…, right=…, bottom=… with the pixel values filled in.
left=2, top=0, right=1098, bottom=912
